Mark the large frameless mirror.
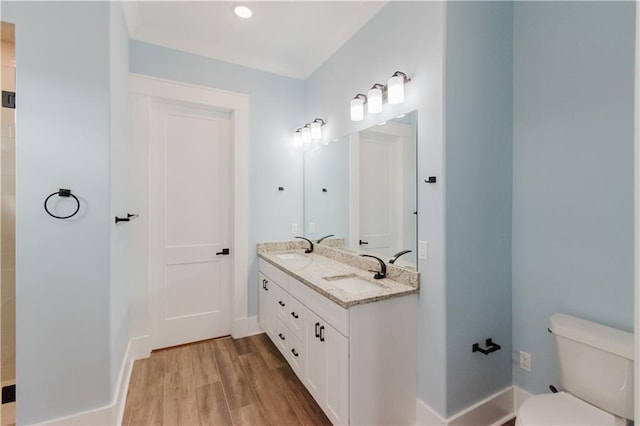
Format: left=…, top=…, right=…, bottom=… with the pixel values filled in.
left=303, top=111, right=417, bottom=268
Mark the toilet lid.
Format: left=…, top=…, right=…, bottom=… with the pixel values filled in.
left=517, top=392, right=624, bottom=425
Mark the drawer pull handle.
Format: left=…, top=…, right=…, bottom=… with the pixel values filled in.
left=291, top=348, right=299, bottom=357
left=278, top=333, right=285, bottom=341
left=315, top=322, right=320, bottom=338
left=291, top=312, right=299, bottom=319
left=278, top=301, right=285, bottom=307
left=262, top=279, right=269, bottom=291
left=319, top=325, right=325, bottom=342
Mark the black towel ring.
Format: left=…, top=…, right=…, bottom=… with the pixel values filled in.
left=44, top=189, right=80, bottom=219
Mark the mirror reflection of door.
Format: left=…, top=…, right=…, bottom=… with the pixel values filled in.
left=0, top=20, right=16, bottom=426
left=354, top=130, right=401, bottom=257
left=350, top=119, right=416, bottom=264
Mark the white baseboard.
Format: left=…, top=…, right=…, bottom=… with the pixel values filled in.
left=128, top=335, right=151, bottom=361
left=416, top=399, right=447, bottom=425
left=513, top=386, right=533, bottom=413
left=231, top=315, right=262, bottom=338
left=40, top=336, right=150, bottom=426
left=416, top=386, right=520, bottom=426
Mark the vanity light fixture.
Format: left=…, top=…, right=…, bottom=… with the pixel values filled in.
left=301, top=124, right=312, bottom=144
left=350, top=94, right=367, bottom=121
left=234, top=5, right=253, bottom=18
left=367, top=84, right=385, bottom=114
left=388, top=71, right=411, bottom=105
left=310, top=118, right=326, bottom=140
left=293, top=128, right=303, bottom=146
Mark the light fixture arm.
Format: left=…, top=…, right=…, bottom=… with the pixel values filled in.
left=391, top=71, right=412, bottom=83
left=353, top=93, right=368, bottom=104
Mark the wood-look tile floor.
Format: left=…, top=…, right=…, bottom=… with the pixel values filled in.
left=122, top=333, right=331, bottom=426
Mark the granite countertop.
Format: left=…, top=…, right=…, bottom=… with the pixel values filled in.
left=258, top=248, right=418, bottom=309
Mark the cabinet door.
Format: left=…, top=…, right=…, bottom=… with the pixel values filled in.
left=304, top=307, right=325, bottom=401
left=324, top=325, right=349, bottom=425
left=258, top=273, right=274, bottom=339
left=304, top=307, right=349, bottom=425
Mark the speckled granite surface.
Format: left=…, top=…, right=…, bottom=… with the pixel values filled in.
left=257, top=241, right=419, bottom=308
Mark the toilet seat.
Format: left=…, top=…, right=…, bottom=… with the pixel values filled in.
left=516, top=392, right=626, bottom=426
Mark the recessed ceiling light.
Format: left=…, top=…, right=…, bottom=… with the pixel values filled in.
left=234, top=5, right=252, bottom=19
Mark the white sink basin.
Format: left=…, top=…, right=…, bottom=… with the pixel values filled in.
left=324, top=275, right=382, bottom=294
left=275, top=253, right=307, bottom=261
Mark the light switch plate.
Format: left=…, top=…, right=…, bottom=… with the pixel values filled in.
left=309, top=222, right=316, bottom=233
left=291, top=223, right=298, bottom=234
left=418, top=241, right=428, bottom=259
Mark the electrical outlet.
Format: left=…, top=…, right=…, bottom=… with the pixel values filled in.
left=418, top=240, right=428, bottom=259
left=291, top=223, right=298, bottom=234
left=519, top=351, right=532, bottom=372
left=309, top=222, right=316, bottom=233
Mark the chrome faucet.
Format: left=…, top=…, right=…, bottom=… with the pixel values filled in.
left=389, top=249, right=412, bottom=264
left=316, top=234, right=335, bottom=244
left=360, top=254, right=386, bottom=279
left=294, top=236, right=314, bottom=253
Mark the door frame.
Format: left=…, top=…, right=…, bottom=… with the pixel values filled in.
left=128, top=73, right=250, bottom=341
left=634, top=2, right=639, bottom=421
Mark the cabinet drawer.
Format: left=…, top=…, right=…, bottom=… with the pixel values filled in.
left=273, top=318, right=288, bottom=356
left=273, top=283, right=289, bottom=322
left=287, top=333, right=304, bottom=379
left=287, top=295, right=304, bottom=341
left=258, top=258, right=289, bottom=290
left=289, top=277, right=349, bottom=337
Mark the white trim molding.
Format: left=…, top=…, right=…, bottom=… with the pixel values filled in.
left=232, top=316, right=262, bottom=339
left=40, top=337, right=149, bottom=426
left=416, top=386, right=529, bottom=426
left=128, top=73, right=250, bottom=343
left=634, top=1, right=640, bottom=422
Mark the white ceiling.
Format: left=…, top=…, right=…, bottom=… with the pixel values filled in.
left=123, top=1, right=387, bottom=80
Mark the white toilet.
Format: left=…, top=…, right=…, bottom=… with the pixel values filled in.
left=516, top=313, right=634, bottom=426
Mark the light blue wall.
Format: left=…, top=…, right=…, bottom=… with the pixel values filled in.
left=444, top=1, right=513, bottom=415
left=109, top=1, right=131, bottom=396
left=512, top=1, right=635, bottom=394
left=305, top=1, right=449, bottom=416
left=129, top=41, right=305, bottom=316
left=4, top=2, right=116, bottom=423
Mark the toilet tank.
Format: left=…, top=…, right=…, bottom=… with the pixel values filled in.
left=550, top=313, right=634, bottom=420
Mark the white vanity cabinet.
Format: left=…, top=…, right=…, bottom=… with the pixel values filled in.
left=258, top=257, right=417, bottom=425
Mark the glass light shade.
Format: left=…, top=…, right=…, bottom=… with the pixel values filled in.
left=388, top=75, right=405, bottom=104
left=234, top=5, right=253, bottom=18
left=367, top=87, right=383, bottom=114
left=311, top=121, right=322, bottom=140
left=350, top=98, right=364, bottom=121
left=301, top=126, right=312, bottom=144
left=293, top=130, right=302, bottom=146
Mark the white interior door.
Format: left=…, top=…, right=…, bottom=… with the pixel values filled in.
left=149, top=100, right=232, bottom=349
